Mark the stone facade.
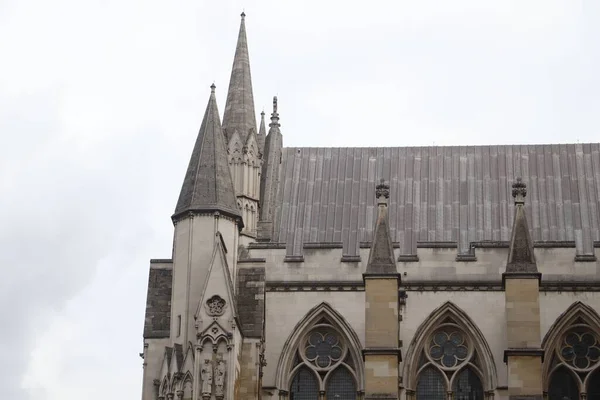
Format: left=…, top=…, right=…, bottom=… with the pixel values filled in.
left=141, top=13, right=600, bottom=400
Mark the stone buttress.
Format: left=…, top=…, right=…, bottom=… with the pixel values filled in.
left=363, top=180, right=402, bottom=400
left=503, top=178, right=544, bottom=400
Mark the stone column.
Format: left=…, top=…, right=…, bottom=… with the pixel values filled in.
left=503, top=178, right=544, bottom=400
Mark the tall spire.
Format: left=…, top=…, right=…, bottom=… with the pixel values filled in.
left=365, top=180, right=397, bottom=274
left=173, top=84, right=242, bottom=224
left=505, top=178, right=538, bottom=273
left=257, top=110, right=266, bottom=155
left=222, top=12, right=257, bottom=143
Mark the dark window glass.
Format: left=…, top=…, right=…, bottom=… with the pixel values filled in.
left=416, top=367, right=445, bottom=400
left=452, top=368, right=484, bottom=400
left=290, top=367, right=319, bottom=400
left=548, top=366, right=579, bottom=400
left=587, top=368, right=600, bottom=400
left=326, top=367, right=356, bottom=400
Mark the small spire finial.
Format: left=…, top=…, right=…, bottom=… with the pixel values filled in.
left=376, top=179, right=390, bottom=204
left=512, top=177, right=527, bottom=204
left=241, top=11, right=246, bottom=19
left=210, top=83, right=216, bottom=93
left=261, top=110, right=265, bottom=116
left=269, top=96, right=280, bottom=129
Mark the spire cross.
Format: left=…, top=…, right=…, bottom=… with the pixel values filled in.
left=512, top=177, right=527, bottom=205
left=376, top=179, right=390, bottom=205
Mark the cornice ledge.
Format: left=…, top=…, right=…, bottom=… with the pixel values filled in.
left=503, top=348, right=544, bottom=363
left=502, top=272, right=542, bottom=289
left=362, top=347, right=402, bottom=361
left=238, top=257, right=267, bottom=264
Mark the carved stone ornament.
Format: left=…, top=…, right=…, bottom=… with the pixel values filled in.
left=512, top=177, right=527, bottom=203
left=205, top=295, right=226, bottom=317
left=201, top=359, right=213, bottom=398
left=215, top=358, right=227, bottom=399
left=375, top=179, right=390, bottom=199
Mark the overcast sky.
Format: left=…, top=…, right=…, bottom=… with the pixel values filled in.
left=1, top=0, right=599, bottom=399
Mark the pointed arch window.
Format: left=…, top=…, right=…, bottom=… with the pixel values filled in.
left=288, top=325, right=357, bottom=400
left=547, top=324, right=600, bottom=400
left=413, top=323, right=485, bottom=400
left=278, top=307, right=363, bottom=400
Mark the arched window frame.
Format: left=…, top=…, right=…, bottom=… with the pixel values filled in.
left=542, top=301, right=600, bottom=398
left=403, top=302, right=497, bottom=398
left=276, top=303, right=365, bottom=396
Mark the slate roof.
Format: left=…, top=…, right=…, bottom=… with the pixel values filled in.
left=222, top=12, right=257, bottom=142
left=271, top=143, right=600, bottom=257
left=173, top=85, right=241, bottom=222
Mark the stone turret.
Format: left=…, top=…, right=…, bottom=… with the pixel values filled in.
left=170, top=84, right=241, bottom=347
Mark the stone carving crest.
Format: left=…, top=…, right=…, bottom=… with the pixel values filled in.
left=201, top=359, right=213, bottom=399
left=375, top=179, right=390, bottom=199
left=206, top=295, right=226, bottom=317
left=512, top=177, right=527, bottom=203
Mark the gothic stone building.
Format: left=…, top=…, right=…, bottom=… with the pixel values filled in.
left=141, top=13, right=600, bottom=400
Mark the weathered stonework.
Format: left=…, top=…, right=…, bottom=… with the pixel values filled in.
left=365, top=279, right=399, bottom=348
left=141, top=12, right=600, bottom=400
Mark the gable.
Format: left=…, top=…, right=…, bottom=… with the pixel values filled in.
left=195, top=239, right=237, bottom=323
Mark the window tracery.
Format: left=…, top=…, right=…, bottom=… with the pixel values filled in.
left=415, top=325, right=484, bottom=400
left=547, top=325, right=600, bottom=400
left=288, top=324, right=357, bottom=400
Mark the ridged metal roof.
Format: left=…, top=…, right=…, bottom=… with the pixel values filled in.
left=272, top=143, right=600, bottom=257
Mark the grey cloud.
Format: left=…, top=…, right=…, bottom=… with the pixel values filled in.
left=1, top=1, right=600, bottom=399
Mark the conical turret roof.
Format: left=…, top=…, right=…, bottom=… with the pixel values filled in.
left=173, top=84, right=242, bottom=224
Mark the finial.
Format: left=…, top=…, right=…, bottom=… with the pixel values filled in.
left=261, top=110, right=265, bottom=117
left=272, top=96, right=278, bottom=114
left=376, top=179, right=390, bottom=204
left=512, top=177, right=527, bottom=204
left=241, top=11, right=246, bottom=19
left=210, top=83, right=216, bottom=93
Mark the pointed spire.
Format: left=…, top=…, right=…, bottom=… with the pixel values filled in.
left=505, top=178, right=538, bottom=273
left=256, top=110, right=266, bottom=155
left=222, top=12, right=257, bottom=143
left=173, top=85, right=242, bottom=224
left=365, top=180, right=398, bottom=274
